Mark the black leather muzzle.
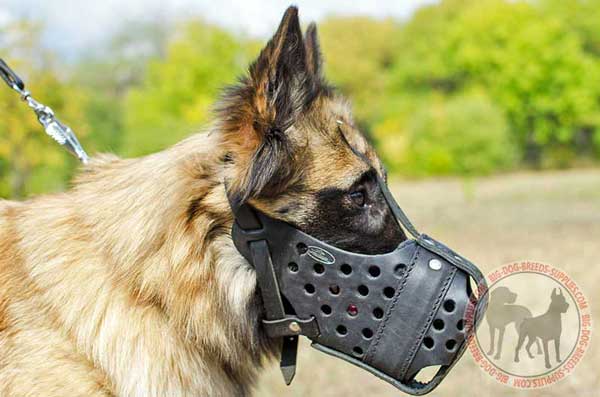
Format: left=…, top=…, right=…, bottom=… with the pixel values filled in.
left=229, top=178, right=487, bottom=395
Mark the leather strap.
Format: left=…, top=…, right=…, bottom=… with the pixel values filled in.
left=238, top=211, right=320, bottom=384
left=263, top=317, right=319, bottom=338
left=377, top=176, right=420, bottom=239
left=250, top=240, right=285, bottom=319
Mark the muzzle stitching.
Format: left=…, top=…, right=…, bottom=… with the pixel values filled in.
left=365, top=244, right=421, bottom=363
left=397, top=266, right=457, bottom=379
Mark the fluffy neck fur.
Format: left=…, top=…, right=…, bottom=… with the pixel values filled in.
left=10, top=130, right=274, bottom=396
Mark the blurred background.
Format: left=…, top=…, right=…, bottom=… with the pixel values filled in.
left=1, top=0, right=600, bottom=197
left=1, top=1, right=598, bottom=396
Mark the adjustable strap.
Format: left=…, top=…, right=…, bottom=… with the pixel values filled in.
left=377, top=176, right=420, bottom=239
left=250, top=240, right=285, bottom=319
left=250, top=239, right=298, bottom=384
left=246, top=227, right=319, bottom=385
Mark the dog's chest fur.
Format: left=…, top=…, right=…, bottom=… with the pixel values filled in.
left=0, top=132, right=274, bottom=397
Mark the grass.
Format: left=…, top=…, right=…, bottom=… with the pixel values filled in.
left=254, top=169, right=600, bottom=397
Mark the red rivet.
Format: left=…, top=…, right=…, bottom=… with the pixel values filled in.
left=347, top=304, right=358, bottom=316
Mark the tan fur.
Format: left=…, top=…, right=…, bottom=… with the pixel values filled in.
left=0, top=94, right=379, bottom=396
left=0, top=8, right=385, bottom=396
left=0, top=131, right=280, bottom=396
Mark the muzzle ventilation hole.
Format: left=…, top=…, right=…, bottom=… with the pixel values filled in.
left=362, top=328, right=374, bottom=339
left=321, top=304, right=332, bottom=315
left=394, top=263, right=406, bottom=277
left=368, top=265, right=381, bottom=278
left=329, top=284, right=340, bottom=295
left=357, top=285, right=369, bottom=297
left=304, top=284, right=315, bottom=294
left=314, top=263, right=325, bottom=274
left=443, top=299, right=456, bottom=313
left=446, top=339, right=457, bottom=351
left=373, top=307, right=384, bottom=319
left=288, top=262, right=299, bottom=273
left=296, top=243, right=308, bottom=255
left=456, top=319, right=464, bottom=331
left=347, top=304, right=359, bottom=317
left=423, top=337, right=435, bottom=349
left=383, top=287, right=395, bottom=299
left=336, top=325, right=347, bottom=336
left=352, top=346, right=364, bottom=357
left=432, top=319, right=445, bottom=331
left=340, top=263, right=352, bottom=275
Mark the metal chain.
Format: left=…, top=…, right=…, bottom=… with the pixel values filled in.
left=0, top=58, right=89, bottom=164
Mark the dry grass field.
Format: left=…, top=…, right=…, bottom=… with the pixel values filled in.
left=255, top=169, right=600, bottom=397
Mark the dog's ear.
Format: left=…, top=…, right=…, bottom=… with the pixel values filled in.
left=220, top=6, right=318, bottom=205
left=248, top=6, right=314, bottom=131
left=305, top=22, right=322, bottom=78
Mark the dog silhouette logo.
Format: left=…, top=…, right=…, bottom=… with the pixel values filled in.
left=514, top=288, right=569, bottom=368
left=468, top=261, right=592, bottom=389
left=486, top=286, right=542, bottom=360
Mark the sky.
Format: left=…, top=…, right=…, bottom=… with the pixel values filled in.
left=1, top=0, right=436, bottom=57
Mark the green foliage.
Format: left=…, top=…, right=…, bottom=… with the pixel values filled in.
left=392, top=0, right=600, bottom=166
left=400, top=93, right=517, bottom=175
left=318, top=17, right=401, bottom=123
left=2, top=1, right=600, bottom=199
left=540, top=0, right=600, bottom=57
left=122, top=21, right=257, bottom=156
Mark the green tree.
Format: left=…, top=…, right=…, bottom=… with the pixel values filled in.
left=122, top=20, right=257, bottom=156
left=72, top=20, right=171, bottom=155
left=402, top=93, right=517, bottom=175
left=318, top=16, right=401, bottom=124
left=389, top=0, right=600, bottom=167
left=539, top=0, right=600, bottom=57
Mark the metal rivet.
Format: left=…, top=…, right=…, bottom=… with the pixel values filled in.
left=429, top=259, right=442, bottom=271
left=289, top=322, right=301, bottom=334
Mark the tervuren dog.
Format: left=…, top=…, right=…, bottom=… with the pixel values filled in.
left=0, top=7, right=405, bottom=397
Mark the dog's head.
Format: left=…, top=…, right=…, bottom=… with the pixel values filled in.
left=550, top=288, right=569, bottom=313
left=490, top=286, right=517, bottom=305
left=220, top=7, right=405, bottom=254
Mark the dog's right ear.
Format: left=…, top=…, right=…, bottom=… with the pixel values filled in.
left=220, top=6, right=318, bottom=205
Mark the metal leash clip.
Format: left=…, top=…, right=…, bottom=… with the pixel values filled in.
left=0, top=58, right=89, bottom=164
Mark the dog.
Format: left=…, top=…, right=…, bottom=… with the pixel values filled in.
left=485, top=286, right=540, bottom=359
left=0, top=7, right=406, bottom=396
left=514, top=288, right=569, bottom=369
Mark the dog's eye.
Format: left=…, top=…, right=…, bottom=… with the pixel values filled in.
left=349, top=190, right=366, bottom=207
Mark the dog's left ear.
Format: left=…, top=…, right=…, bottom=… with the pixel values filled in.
left=305, top=22, right=323, bottom=79
left=221, top=6, right=321, bottom=205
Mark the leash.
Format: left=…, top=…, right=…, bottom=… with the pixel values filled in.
left=0, top=58, right=89, bottom=164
